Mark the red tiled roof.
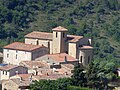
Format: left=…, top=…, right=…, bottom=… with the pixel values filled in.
left=25, top=31, right=52, bottom=40
left=17, top=74, right=32, bottom=79
left=0, top=64, right=18, bottom=71
left=52, top=26, right=68, bottom=32
left=25, top=31, right=83, bottom=43
left=20, top=61, right=49, bottom=69
left=61, top=64, right=74, bottom=70
left=4, top=42, right=46, bottom=51
left=67, top=35, right=83, bottom=43
left=80, top=46, right=93, bottom=49
left=11, top=78, right=32, bottom=86
left=47, top=53, right=76, bottom=62
left=33, top=73, right=71, bottom=80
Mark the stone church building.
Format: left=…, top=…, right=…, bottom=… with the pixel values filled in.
left=3, top=26, right=93, bottom=66
left=25, top=26, right=93, bottom=66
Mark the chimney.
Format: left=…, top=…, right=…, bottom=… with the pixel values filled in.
left=52, top=68, right=56, bottom=72
left=15, top=71, right=18, bottom=75
left=20, top=77, right=22, bottom=82
left=33, top=66, right=35, bottom=69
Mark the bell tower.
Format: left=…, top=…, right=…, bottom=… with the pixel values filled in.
left=52, top=26, right=68, bottom=54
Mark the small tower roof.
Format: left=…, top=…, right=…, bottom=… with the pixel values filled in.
left=52, top=26, right=68, bottom=32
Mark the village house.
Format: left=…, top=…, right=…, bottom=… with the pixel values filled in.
left=10, top=73, right=32, bottom=80
left=2, top=78, right=32, bottom=90
left=36, top=53, right=78, bottom=67
left=61, top=63, right=75, bottom=73
left=19, top=60, right=73, bottom=76
left=3, top=42, right=49, bottom=65
left=19, top=61, right=50, bottom=74
left=0, top=64, right=28, bottom=80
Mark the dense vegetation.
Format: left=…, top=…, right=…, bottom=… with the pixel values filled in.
left=0, top=0, right=120, bottom=89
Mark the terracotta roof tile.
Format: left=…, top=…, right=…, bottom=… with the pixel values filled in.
left=20, top=61, right=49, bottom=69
left=25, top=31, right=52, bottom=40
left=61, top=64, right=74, bottom=70
left=11, top=78, right=32, bottom=86
left=25, top=31, right=83, bottom=43
left=47, top=53, right=77, bottom=62
left=0, top=64, right=18, bottom=71
left=67, top=35, right=83, bottom=43
left=4, top=42, right=46, bottom=51
left=80, top=46, right=93, bottom=49
left=17, top=74, right=32, bottom=80
left=52, top=26, right=68, bottom=32
left=33, top=74, right=71, bottom=80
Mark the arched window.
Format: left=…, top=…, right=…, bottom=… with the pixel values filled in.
left=56, top=32, right=57, bottom=38
left=63, top=32, right=65, bottom=38
left=7, top=54, right=9, bottom=58
left=16, top=54, right=18, bottom=59
left=80, top=56, right=83, bottom=63
left=36, top=40, right=39, bottom=45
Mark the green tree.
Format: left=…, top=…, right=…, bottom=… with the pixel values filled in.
left=72, top=64, right=87, bottom=87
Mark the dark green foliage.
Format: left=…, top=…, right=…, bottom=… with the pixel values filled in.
left=30, top=80, right=57, bottom=90
left=67, top=86, right=93, bottom=90
left=30, top=78, right=72, bottom=90
left=71, top=62, right=117, bottom=89
left=0, top=0, right=39, bottom=44
left=71, top=64, right=87, bottom=87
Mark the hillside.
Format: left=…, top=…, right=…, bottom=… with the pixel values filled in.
left=0, top=0, right=120, bottom=67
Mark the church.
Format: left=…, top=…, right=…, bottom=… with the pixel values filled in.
left=3, top=26, right=93, bottom=66
left=25, top=26, right=93, bottom=65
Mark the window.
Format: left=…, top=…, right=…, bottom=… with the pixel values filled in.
left=63, top=32, right=65, bottom=38
left=80, top=56, right=83, bottom=63
left=37, top=40, right=39, bottom=45
left=6, top=71, right=7, bottom=75
left=3, top=71, right=4, bottom=74
left=16, top=54, right=18, bottom=59
left=16, top=50, right=18, bottom=53
left=7, top=54, right=9, bottom=58
left=56, top=32, right=57, bottom=38
left=7, top=49, right=9, bottom=52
